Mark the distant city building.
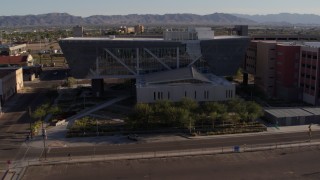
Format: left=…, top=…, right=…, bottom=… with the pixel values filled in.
left=60, top=25, right=249, bottom=102
left=0, top=68, right=24, bottom=105
left=251, top=35, right=320, bottom=41
left=134, top=24, right=145, bottom=34
left=0, top=44, right=27, bottom=56
left=163, top=27, right=214, bottom=41
left=72, top=26, right=84, bottom=37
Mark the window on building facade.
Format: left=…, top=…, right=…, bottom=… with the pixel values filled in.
left=154, top=92, right=156, bottom=100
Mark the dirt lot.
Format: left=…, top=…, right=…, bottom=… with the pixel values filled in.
left=26, top=42, right=60, bottom=51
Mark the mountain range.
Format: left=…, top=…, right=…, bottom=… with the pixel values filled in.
left=0, top=13, right=320, bottom=27
left=234, top=13, right=320, bottom=25
left=0, top=13, right=254, bottom=27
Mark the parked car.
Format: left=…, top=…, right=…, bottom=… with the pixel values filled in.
left=127, top=134, right=139, bottom=141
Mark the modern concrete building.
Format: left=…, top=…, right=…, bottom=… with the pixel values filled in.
left=59, top=26, right=250, bottom=102
left=0, top=68, right=24, bottom=105
left=136, top=66, right=235, bottom=103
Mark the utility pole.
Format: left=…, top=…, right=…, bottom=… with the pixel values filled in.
left=29, top=106, right=33, bottom=139
left=41, top=121, right=47, bottom=160
left=96, top=119, right=99, bottom=136
left=308, top=124, right=312, bottom=142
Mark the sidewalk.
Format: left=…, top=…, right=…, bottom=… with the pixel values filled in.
left=25, top=124, right=320, bottom=149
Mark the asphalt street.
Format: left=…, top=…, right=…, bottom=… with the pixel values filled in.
left=38, top=131, right=320, bottom=159
left=22, top=146, right=320, bottom=180
left=0, top=68, right=68, bottom=170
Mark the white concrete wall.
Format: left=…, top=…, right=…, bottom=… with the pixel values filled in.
left=137, top=84, right=235, bottom=103
left=15, top=68, right=24, bottom=91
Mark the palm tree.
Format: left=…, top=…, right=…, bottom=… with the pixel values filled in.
left=49, top=46, right=54, bottom=64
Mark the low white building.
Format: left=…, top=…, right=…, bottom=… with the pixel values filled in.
left=136, top=67, right=235, bottom=103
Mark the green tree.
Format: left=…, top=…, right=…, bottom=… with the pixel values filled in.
left=50, top=46, right=54, bottom=64
left=227, top=98, right=248, bottom=121
left=48, top=106, right=61, bottom=116
left=74, top=117, right=89, bottom=135
left=177, top=109, right=194, bottom=134
left=209, top=112, right=218, bottom=129
left=32, top=106, right=47, bottom=121
left=246, top=101, right=264, bottom=122
left=153, top=100, right=173, bottom=125
left=66, top=77, right=77, bottom=87
left=178, top=98, right=199, bottom=112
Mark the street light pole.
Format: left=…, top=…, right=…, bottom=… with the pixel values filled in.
left=41, top=121, right=47, bottom=160
left=96, top=119, right=99, bottom=136
left=83, top=94, right=86, bottom=109
left=29, top=106, right=33, bottom=139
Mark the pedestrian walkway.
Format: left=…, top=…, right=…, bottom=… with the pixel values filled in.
left=66, top=95, right=130, bottom=128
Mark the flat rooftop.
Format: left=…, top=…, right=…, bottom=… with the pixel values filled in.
left=62, top=35, right=246, bottom=42
left=265, top=107, right=319, bottom=118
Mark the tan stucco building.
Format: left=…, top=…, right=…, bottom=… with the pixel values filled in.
left=0, top=68, right=24, bottom=104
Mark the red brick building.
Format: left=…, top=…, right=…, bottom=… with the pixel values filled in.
left=244, top=41, right=320, bottom=105
left=275, top=44, right=301, bottom=100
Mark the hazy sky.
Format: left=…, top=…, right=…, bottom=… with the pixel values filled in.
left=1, top=0, right=319, bottom=16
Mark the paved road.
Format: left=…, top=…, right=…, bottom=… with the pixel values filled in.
left=41, top=131, right=320, bottom=159
left=0, top=69, right=66, bottom=171
left=0, top=92, right=46, bottom=163
left=22, top=146, right=320, bottom=180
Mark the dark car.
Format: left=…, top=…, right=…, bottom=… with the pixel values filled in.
left=127, top=134, right=139, bottom=141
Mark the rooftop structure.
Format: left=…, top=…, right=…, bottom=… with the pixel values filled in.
left=136, top=67, right=235, bottom=103
left=264, top=107, right=320, bottom=126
